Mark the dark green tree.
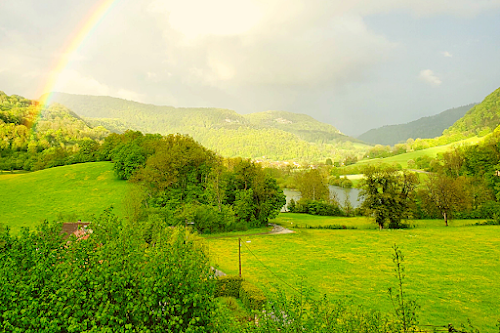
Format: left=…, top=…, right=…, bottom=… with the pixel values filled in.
left=360, top=164, right=418, bottom=229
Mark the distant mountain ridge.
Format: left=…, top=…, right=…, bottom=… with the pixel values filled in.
left=48, top=92, right=370, bottom=162
left=358, top=104, right=476, bottom=146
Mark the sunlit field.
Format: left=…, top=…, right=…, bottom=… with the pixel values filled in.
left=0, top=161, right=129, bottom=234
left=206, top=214, right=500, bottom=331
left=356, top=137, right=482, bottom=168
left=273, top=213, right=488, bottom=229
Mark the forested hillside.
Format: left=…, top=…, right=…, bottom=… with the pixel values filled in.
left=358, top=104, right=475, bottom=145
left=445, top=87, right=500, bottom=137
left=49, top=92, right=370, bottom=162
left=0, top=91, right=109, bottom=171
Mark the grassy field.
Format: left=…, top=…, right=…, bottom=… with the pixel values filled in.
left=206, top=214, right=500, bottom=331
left=273, top=213, right=487, bottom=229
left=0, top=161, right=130, bottom=234
left=356, top=137, right=482, bottom=169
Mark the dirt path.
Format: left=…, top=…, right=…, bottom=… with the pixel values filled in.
left=268, top=223, right=295, bottom=235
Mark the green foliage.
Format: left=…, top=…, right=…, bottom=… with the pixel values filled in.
left=289, top=199, right=343, bottom=216
left=215, top=275, right=244, bottom=298
left=295, top=168, right=329, bottom=201
left=239, top=281, right=267, bottom=311
left=0, top=213, right=217, bottom=332
left=250, top=290, right=394, bottom=333
left=360, top=164, right=419, bottom=229
left=97, top=133, right=287, bottom=235
left=388, top=245, right=419, bottom=332
left=49, top=92, right=371, bottom=162
left=214, top=276, right=266, bottom=312
left=329, top=175, right=353, bottom=188
left=113, top=142, right=146, bottom=179
left=0, top=92, right=109, bottom=172
left=446, top=87, right=500, bottom=137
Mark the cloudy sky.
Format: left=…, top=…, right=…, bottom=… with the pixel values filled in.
left=1, top=0, right=500, bottom=136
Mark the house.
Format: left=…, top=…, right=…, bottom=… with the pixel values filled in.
left=61, top=221, right=92, bottom=240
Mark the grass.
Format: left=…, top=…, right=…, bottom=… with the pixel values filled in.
left=272, top=213, right=487, bottom=229
left=356, top=137, right=482, bottom=169
left=0, top=161, right=130, bottom=234
left=206, top=214, right=500, bottom=331
left=204, top=226, right=273, bottom=238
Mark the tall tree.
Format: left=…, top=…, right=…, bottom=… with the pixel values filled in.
left=360, top=165, right=418, bottom=229
left=421, top=174, right=469, bottom=226
left=295, top=168, right=329, bottom=201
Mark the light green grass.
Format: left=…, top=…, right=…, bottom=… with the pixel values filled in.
left=207, top=215, right=500, bottom=331
left=204, top=226, right=273, bottom=238
left=357, top=137, right=482, bottom=168
left=273, top=213, right=486, bottom=229
left=0, top=162, right=130, bottom=234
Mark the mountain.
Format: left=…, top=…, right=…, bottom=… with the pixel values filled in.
left=48, top=93, right=370, bottom=162
left=357, top=104, right=476, bottom=146
left=0, top=91, right=108, bottom=151
left=444, top=87, right=500, bottom=137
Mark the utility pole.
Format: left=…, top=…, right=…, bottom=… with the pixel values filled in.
left=238, top=237, right=242, bottom=277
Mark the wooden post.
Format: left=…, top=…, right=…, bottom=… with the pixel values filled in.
left=239, top=237, right=242, bottom=277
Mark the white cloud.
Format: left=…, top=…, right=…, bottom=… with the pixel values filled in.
left=147, top=0, right=263, bottom=39
left=53, top=69, right=110, bottom=96
left=441, top=51, right=453, bottom=57
left=419, top=69, right=442, bottom=86
left=115, top=89, right=146, bottom=102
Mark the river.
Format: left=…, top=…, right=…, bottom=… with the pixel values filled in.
left=282, top=185, right=363, bottom=211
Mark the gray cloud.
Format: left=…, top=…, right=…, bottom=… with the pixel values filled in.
left=1, top=0, right=500, bottom=135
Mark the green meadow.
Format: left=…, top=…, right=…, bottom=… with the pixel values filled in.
left=273, top=213, right=487, bottom=229
left=206, top=214, right=500, bottom=331
left=0, top=161, right=129, bottom=234
left=356, top=136, right=482, bottom=168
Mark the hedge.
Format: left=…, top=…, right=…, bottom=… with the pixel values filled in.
left=215, top=275, right=266, bottom=310
left=215, top=275, right=244, bottom=298
left=239, top=281, right=267, bottom=310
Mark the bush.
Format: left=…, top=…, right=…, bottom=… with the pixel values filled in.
left=215, top=275, right=244, bottom=298
left=239, top=281, right=267, bottom=311
left=290, top=199, right=344, bottom=216
left=0, top=213, right=217, bottom=332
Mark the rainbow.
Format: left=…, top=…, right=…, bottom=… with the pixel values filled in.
left=37, top=0, right=118, bottom=108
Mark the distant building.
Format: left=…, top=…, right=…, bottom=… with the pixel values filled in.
left=61, top=222, right=92, bottom=240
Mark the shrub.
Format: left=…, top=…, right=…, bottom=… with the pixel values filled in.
left=239, top=281, right=267, bottom=311
left=292, top=199, right=344, bottom=216
left=215, top=275, right=244, bottom=298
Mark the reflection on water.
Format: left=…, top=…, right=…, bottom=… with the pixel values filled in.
left=282, top=185, right=362, bottom=211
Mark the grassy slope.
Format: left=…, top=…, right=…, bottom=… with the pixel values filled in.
left=356, top=136, right=481, bottom=168
left=206, top=214, right=500, bottom=331
left=0, top=162, right=129, bottom=234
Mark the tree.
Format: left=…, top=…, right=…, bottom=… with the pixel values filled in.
left=421, top=174, right=469, bottom=226
left=295, top=168, right=329, bottom=201
left=360, top=164, right=418, bottom=229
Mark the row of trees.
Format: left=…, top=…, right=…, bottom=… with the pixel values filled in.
left=105, top=131, right=286, bottom=235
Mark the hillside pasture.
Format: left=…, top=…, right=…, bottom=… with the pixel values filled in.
left=206, top=215, right=500, bottom=331
left=356, top=136, right=482, bottom=168
left=0, top=161, right=129, bottom=234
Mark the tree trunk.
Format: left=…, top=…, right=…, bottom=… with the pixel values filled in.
left=443, top=212, right=448, bottom=226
